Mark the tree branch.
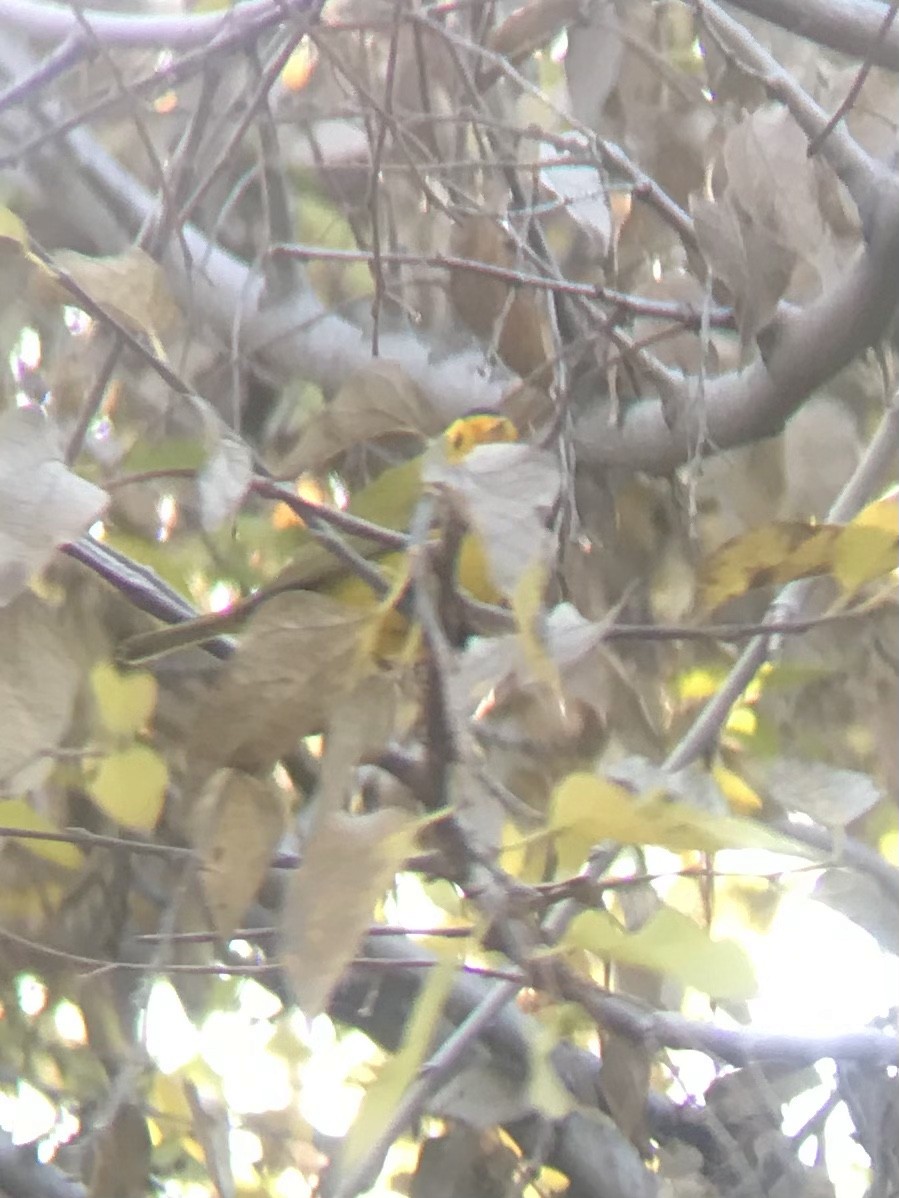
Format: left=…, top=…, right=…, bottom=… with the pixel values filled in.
left=0, top=1132, right=84, bottom=1198
left=4, top=14, right=898, bottom=474
left=725, top=0, right=899, bottom=71
left=0, top=0, right=315, bottom=49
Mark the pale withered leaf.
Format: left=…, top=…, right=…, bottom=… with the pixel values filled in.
left=197, top=431, right=253, bottom=532
left=280, top=806, right=418, bottom=1018
left=563, top=0, right=622, bottom=128
left=0, top=405, right=108, bottom=606
left=191, top=768, right=286, bottom=937
left=423, top=440, right=560, bottom=596
left=0, top=594, right=85, bottom=791
left=763, top=758, right=881, bottom=828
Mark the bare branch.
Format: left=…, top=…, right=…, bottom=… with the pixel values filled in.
left=0, top=0, right=316, bottom=49
left=726, top=0, right=899, bottom=71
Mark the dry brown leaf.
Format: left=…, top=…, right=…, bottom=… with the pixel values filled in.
left=191, top=768, right=287, bottom=937
left=87, top=1102, right=151, bottom=1198
left=0, top=405, right=108, bottom=606
left=598, top=1029, right=652, bottom=1153
left=430, top=1059, right=534, bottom=1129
left=453, top=602, right=614, bottom=720
left=183, top=1081, right=235, bottom=1198
left=42, top=245, right=180, bottom=337
left=449, top=215, right=553, bottom=384
left=488, top=0, right=583, bottom=67
left=723, top=108, right=823, bottom=263
left=188, top=591, right=371, bottom=775
left=280, top=806, right=418, bottom=1017
left=423, top=439, right=559, bottom=596
left=814, top=871, right=899, bottom=957
left=691, top=108, right=825, bottom=349
left=278, top=675, right=409, bottom=1016
left=278, top=361, right=441, bottom=477
left=691, top=194, right=792, bottom=350
left=449, top=215, right=516, bottom=339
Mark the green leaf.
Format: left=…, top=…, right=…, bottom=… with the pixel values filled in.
left=342, top=947, right=459, bottom=1174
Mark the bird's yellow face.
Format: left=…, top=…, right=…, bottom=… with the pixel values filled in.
left=442, top=413, right=518, bottom=463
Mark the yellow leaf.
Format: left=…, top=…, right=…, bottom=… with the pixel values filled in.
left=699, top=504, right=898, bottom=612
left=833, top=495, right=897, bottom=595
left=91, top=661, right=158, bottom=736
left=89, top=745, right=167, bottom=831
left=698, top=523, right=836, bottom=612
left=0, top=205, right=28, bottom=247
left=281, top=39, right=316, bottom=92
left=529, top=1017, right=574, bottom=1120
left=0, top=797, right=83, bottom=869
left=343, top=946, right=459, bottom=1173
left=852, top=487, right=899, bottom=534
left=712, top=764, right=763, bottom=816
left=498, top=820, right=552, bottom=884
left=550, top=771, right=812, bottom=869
left=149, top=1073, right=193, bottom=1129
left=880, top=826, right=898, bottom=865
left=566, top=907, right=757, bottom=1001
left=0, top=880, right=65, bottom=922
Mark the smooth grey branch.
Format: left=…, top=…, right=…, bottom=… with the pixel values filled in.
left=0, top=0, right=315, bottom=49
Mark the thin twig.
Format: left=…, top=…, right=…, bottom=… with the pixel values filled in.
left=807, top=0, right=899, bottom=155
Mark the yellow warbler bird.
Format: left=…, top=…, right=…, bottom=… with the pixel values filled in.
left=119, top=412, right=518, bottom=664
